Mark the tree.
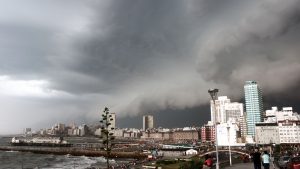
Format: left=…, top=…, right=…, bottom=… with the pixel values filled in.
left=99, top=107, right=115, bottom=169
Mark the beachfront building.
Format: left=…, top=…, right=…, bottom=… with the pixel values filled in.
left=255, top=122, right=279, bottom=144
left=123, top=128, right=141, bottom=138
left=254, top=106, right=300, bottom=145
left=225, top=102, right=244, bottom=122
left=265, top=107, right=300, bottom=122
left=143, top=115, right=154, bottom=131
left=217, top=122, right=240, bottom=146
left=210, top=96, right=231, bottom=124
left=201, top=121, right=215, bottom=143
left=140, top=127, right=200, bottom=141
left=141, top=130, right=172, bottom=140
left=210, top=96, right=244, bottom=124
left=172, top=127, right=199, bottom=141
left=244, top=81, right=263, bottom=137
left=278, top=120, right=300, bottom=144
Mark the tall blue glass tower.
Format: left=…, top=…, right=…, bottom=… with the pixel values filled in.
left=244, top=81, right=263, bottom=136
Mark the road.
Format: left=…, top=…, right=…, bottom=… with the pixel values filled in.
left=223, top=162, right=278, bottom=169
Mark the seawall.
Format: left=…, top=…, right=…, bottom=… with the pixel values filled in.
left=0, top=146, right=147, bottom=159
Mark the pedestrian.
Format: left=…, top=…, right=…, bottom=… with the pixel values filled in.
left=261, top=151, right=270, bottom=169
left=203, top=154, right=213, bottom=169
left=251, top=148, right=262, bottom=169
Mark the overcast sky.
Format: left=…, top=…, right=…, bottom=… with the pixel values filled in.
left=1, top=0, right=300, bottom=135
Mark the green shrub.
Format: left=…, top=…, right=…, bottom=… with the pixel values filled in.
left=178, top=158, right=204, bottom=169
left=156, top=159, right=177, bottom=165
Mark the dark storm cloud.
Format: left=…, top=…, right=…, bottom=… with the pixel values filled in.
left=61, top=1, right=198, bottom=92
left=196, top=0, right=300, bottom=95
left=65, top=0, right=300, bottom=115
left=49, top=0, right=249, bottom=112
left=1, top=0, right=300, bottom=133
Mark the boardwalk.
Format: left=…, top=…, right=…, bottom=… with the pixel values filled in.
left=223, top=162, right=278, bottom=169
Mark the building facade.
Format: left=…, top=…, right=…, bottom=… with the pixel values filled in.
left=278, top=120, right=300, bottom=144
left=201, top=121, right=215, bottom=143
left=244, top=81, right=263, bottom=136
left=255, top=123, right=279, bottom=144
left=238, top=115, right=248, bottom=141
left=225, top=102, right=244, bottom=122
left=217, top=122, right=240, bottom=146
left=210, top=96, right=230, bottom=124
left=172, top=129, right=199, bottom=141
left=210, top=96, right=244, bottom=124
left=143, top=115, right=154, bottom=131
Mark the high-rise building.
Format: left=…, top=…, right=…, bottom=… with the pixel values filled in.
left=225, top=102, right=244, bottom=122
left=143, top=115, right=154, bottom=131
left=244, top=81, right=263, bottom=136
left=210, top=96, right=243, bottom=124
left=210, top=96, right=230, bottom=124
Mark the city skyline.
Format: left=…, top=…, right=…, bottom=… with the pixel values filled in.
left=1, top=0, right=300, bottom=134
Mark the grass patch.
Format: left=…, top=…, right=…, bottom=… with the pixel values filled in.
left=155, top=157, right=204, bottom=169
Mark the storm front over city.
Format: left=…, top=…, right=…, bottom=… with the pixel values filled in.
left=1, top=0, right=300, bottom=135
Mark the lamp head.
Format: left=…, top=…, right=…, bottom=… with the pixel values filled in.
left=208, top=88, right=219, bottom=100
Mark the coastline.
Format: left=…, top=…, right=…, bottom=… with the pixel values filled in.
left=0, top=145, right=147, bottom=159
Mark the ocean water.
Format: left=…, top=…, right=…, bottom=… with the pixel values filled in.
left=0, top=137, right=134, bottom=169
left=0, top=150, right=112, bottom=169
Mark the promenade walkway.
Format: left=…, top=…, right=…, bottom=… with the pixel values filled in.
left=223, top=162, right=278, bottom=169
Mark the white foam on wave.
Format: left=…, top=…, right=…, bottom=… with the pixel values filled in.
left=50, top=155, right=109, bottom=169
left=5, top=150, right=19, bottom=153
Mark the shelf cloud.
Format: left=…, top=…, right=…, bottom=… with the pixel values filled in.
left=0, top=0, right=300, bottom=134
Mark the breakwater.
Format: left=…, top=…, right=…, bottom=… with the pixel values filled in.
left=0, top=146, right=147, bottom=159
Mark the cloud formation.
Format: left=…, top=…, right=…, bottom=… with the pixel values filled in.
left=0, top=0, right=300, bottom=134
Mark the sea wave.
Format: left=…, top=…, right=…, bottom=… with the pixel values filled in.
left=0, top=148, right=133, bottom=169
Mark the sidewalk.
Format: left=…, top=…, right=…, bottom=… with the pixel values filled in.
left=223, top=162, right=278, bottom=169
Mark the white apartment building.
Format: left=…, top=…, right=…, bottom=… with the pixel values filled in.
left=210, top=96, right=244, bottom=124
left=217, top=122, right=240, bottom=146
left=278, top=120, right=300, bottom=144
left=123, top=128, right=141, bottom=138
left=255, top=107, right=300, bottom=144
left=113, top=129, right=125, bottom=137
left=265, top=107, right=300, bottom=122
left=255, top=123, right=279, bottom=144
left=211, top=96, right=230, bottom=124
left=225, top=102, right=244, bottom=122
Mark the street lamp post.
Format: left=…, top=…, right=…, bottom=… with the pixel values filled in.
left=208, top=88, right=219, bottom=169
left=227, top=124, right=232, bottom=166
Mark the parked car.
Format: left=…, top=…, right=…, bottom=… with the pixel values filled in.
left=278, top=156, right=291, bottom=169
left=287, top=156, right=300, bottom=169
